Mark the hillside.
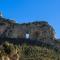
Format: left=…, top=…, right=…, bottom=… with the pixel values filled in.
left=0, top=16, right=60, bottom=60
left=0, top=41, right=60, bottom=60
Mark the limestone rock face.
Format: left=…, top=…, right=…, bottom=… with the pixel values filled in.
left=0, top=17, right=55, bottom=40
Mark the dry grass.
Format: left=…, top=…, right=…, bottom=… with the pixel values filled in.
left=0, top=42, right=60, bottom=60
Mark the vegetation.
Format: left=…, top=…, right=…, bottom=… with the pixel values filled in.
left=0, top=41, right=60, bottom=60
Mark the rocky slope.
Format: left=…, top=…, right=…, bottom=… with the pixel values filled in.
left=0, top=41, right=60, bottom=60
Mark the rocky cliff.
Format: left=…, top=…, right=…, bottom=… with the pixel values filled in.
left=0, top=17, right=55, bottom=41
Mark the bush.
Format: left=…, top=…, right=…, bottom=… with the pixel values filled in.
left=22, top=44, right=34, bottom=56
left=3, top=42, right=11, bottom=54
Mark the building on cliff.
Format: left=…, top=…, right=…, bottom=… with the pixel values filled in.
left=0, top=15, right=55, bottom=40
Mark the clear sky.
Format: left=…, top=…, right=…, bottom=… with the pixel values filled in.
left=0, top=0, right=60, bottom=38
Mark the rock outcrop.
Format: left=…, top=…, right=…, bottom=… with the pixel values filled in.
left=0, top=17, right=55, bottom=41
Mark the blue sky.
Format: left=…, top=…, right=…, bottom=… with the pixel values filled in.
left=0, top=0, right=60, bottom=38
